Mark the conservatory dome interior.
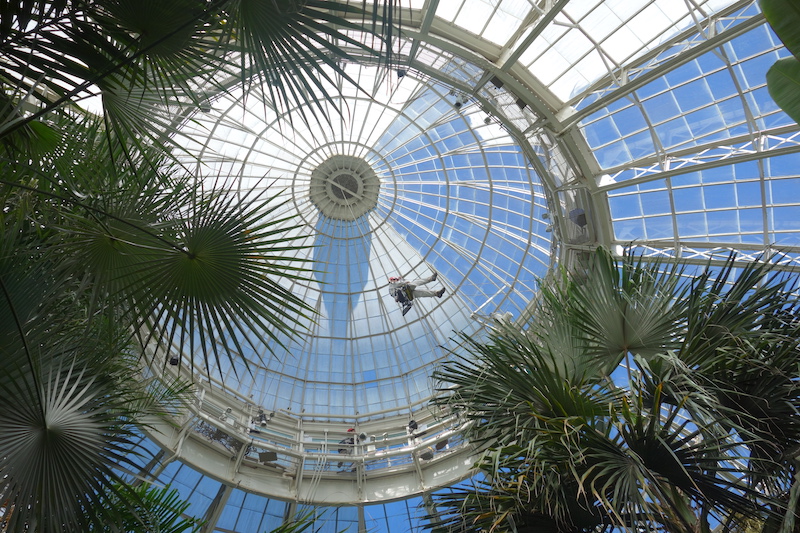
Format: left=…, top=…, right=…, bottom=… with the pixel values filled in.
left=125, top=0, right=800, bottom=531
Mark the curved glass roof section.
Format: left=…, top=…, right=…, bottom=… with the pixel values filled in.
left=139, top=0, right=800, bottom=530
left=177, top=65, right=551, bottom=418
left=581, top=19, right=800, bottom=252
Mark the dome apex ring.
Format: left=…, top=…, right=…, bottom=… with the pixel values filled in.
left=309, top=154, right=380, bottom=220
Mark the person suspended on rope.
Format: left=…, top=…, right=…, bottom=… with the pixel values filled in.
left=388, top=272, right=445, bottom=316
left=337, top=428, right=358, bottom=468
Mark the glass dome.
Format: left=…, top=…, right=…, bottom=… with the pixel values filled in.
left=174, top=65, right=551, bottom=418
left=140, top=0, right=800, bottom=530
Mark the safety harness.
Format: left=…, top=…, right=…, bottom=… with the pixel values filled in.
left=390, top=283, right=415, bottom=315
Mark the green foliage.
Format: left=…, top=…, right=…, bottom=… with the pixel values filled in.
left=0, top=109, right=315, bottom=530
left=0, top=0, right=399, bottom=146
left=428, top=247, right=800, bottom=533
left=762, top=0, right=800, bottom=123
left=0, top=217, right=194, bottom=531
left=761, top=0, right=800, bottom=57
left=0, top=0, right=383, bottom=519
left=768, top=57, right=800, bottom=124
left=88, top=483, right=204, bottom=533
left=0, top=0, right=399, bottom=528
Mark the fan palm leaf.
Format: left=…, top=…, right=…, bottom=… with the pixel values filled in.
left=680, top=255, right=795, bottom=367
left=0, top=0, right=400, bottom=148
left=431, top=326, right=776, bottom=532
left=267, top=508, right=321, bottom=533
left=4, top=113, right=315, bottom=373
left=555, top=247, right=690, bottom=366
left=428, top=248, right=800, bottom=533
left=653, top=256, right=800, bottom=487
left=0, top=222, right=193, bottom=532
left=124, top=183, right=316, bottom=372
left=432, top=326, right=624, bottom=448
left=425, top=473, right=611, bottom=533
left=219, top=0, right=389, bottom=125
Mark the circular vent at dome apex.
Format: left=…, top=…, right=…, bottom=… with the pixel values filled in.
left=309, top=154, right=380, bottom=220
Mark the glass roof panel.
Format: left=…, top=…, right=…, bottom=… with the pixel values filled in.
left=606, top=150, right=800, bottom=248
left=130, top=0, right=800, bottom=529
left=454, top=0, right=495, bottom=35
left=512, top=0, right=741, bottom=101
left=482, top=0, right=529, bottom=44
left=176, top=64, right=550, bottom=418
left=583, top=23, right=792, bottom=176
left=214, top=492, right=288, bottom=533
left=364, top=497, right=427, bottom=532
left=155, top=461, right=222, bottom=519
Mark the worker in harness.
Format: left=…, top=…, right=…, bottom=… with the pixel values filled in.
left=388, top=272, right=445, bottom=316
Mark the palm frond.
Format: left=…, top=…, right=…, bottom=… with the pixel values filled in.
left=125, top=184, right=317, bottom=373
left=432, top=323, right=626, bottom=449
left=428, top=248, right=800, bottom=533
left=0, top=0, right=400, bottom=147
left=87, top=482, right=204, bottom=533
left=562, top=247, right=690, bottom=365
left=4, top=113, right=317, bottom=374
left=0, top=228, right=174, bottom=532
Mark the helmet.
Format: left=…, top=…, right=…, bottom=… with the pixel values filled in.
left=389, top=276, right=400, bottom=282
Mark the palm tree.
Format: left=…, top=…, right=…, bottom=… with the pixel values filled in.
left=0, top=105, right=319, bottom=530
left=0, top=0, right=398, bottom=142
left=427, top=247, right=800, bottom=533
left=0, top=208, right=195, bottom=531
left=1, top=0, right=400, bottom=529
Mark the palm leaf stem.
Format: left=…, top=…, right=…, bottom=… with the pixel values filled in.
left=0, top=8, right=72, bottom=52
left=0, top=274, right=42, bottom=407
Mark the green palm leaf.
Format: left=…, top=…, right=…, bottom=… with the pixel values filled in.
left=432, top=323, right=626, bottom=450
left=88, top=483, right=204, bottom=533
left=4, top=113, right=316, bottom=373
left=562, top=247, right=689, bottom=365
left=126, top=185, right=316, bottom=372
left=0, top=0, right=400, bottom=148
left=63, top=180, right=316, bottom=372
left=0, top=224, right=192, bottom=532
left=429, top=249, right=800, bottom=533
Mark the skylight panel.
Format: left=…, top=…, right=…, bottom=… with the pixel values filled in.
left=561, top=0, right=603, bottom=20
left=455, top=0, right=495, bottom=34
left=605, top=147, right=800, bottom=250
left=628, top=2, right=679, bottom=45
left=519, top=15, right=570, bottom=70
left=602, top=24, right=643, bottom=63
left=481, top=0, right=529, bottom=45
left=528, top=42, right=575, bottom=86
left=521, top=0, right=746, bottom=100
left=173, top=57, right=550, bottom=416
left=579, top=3, right=622, bottom=42
left=434, top=0, right=463, bottom=22
left=550, top=48, right=610, bottom=99
left=483, top=8, right=523, bottom=45
left=591, top=0, right=641, bottom=22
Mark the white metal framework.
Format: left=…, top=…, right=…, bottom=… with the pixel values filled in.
left=138, top=0, right=800, bottom=530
